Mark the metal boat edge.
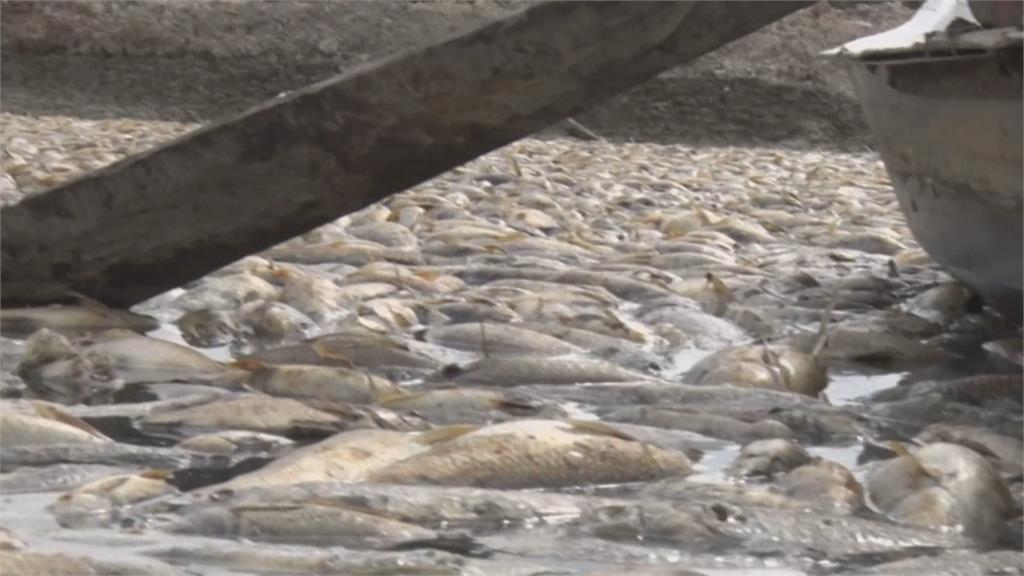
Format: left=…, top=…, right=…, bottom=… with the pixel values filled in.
left=826, top=0, right=1023, bottom=323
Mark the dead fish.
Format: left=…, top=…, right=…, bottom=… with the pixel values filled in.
left=353, top=298, right=421, bottom=333
left=148, top=541, right=467, bottom=575
left=211, top=427, right=464, bottom=490
left=173, top=501, right=441, bottom=549
left=17, top=334, right=120, bottom=404
left=777, top=459, right=863, bottom=511
left=377, top=387, right=564, bottom=425
left=176, top=308, right=239, bottom=347
left=484, top=279, right=618, bottom=306
left=788, top=324, right=946, bottom=366
left=279, top=276, right=352, bottom=321
left=685, top=344, right=827, bottom=397
left=64, top=387, right=230, bottom=420
left=604, top=406, right=793, bottom=444
left=419, top=322, right=581, bottom=356
left=982, top=337, right=1023, bottom=366
left=447, top=266, right=674, bottom=302
left=436, top=356, right=646, bottom=386
left=856, top=550, right=1024, bottom=576
left=0, top=464, right=131, bottom=494
left=13, top=328, right=78, bottom=373
left=431, top=300, right=519, bottom=324
left=875, top=374, right=1023, bottom=409
left=332, top=281, right=401, bottom=302
left=369, top=419, right=692, bottom=489
left=639, top=306, right=748, bottom=348
left=347, top=221, right=419, bottom=248
left=236, top=360, right=405, bottom=404
left=819, top=231, right=906, bottom=255
left=900, top=283, right=973, bottom=327
left=647, top=252, right=736, bottom=271
left=866, top=442, right=1019, bottom=544
left=49, top=469, right=177, bottom=528
left=640, top=479, right=805, bottom=511
left=581, top=498, right=966, bottom=560
left=516, top=322, right=664, bottom=372
left=729, top=438, right=811, bottom=478
left=174, top=272, right=279, bottom=311
left=176, top=430, right=295, bottom=456
left=206, top=481, right=609, bottom=533
left=0, top=295, right=159, bottom=337
left=81, top=330, right=239, bottom=385
left=245, top=330, right=439, bottom=375
left=916, top=424, right=1023, bottom=478
left=263, top=239, right=423, bottom=266
left=141, top=394, right=347, bottom=437
left=211, top=255, right=301, bottom=286
left=0, top=404, right=111, bottom=446
left=234, top=300, right=315, bottom=342
left=867, top=392, right=1024, bottom=441
left=0, top=530, right=23, bottom=552
left=0, top=550, right=179, bottom=576
left=341, top=263, right=465, bottom=294
left=0, top=442, right=224, bottom=472
left=574, top=500, right=743, bottom=554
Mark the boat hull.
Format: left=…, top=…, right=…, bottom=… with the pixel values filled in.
left=845, top=45, right=1023, bottom=322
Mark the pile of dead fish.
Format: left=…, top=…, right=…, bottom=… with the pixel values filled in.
left=0, top=140, right=1021, bottom=575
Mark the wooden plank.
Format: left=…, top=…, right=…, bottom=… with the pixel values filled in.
left=1, top=0, right=811, bottom=308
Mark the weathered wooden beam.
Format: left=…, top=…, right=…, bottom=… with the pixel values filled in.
left=1, top=1, right=811, bottom=308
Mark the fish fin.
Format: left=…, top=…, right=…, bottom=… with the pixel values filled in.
left=140, top=469, right=173, bottom=480
left=415, top=270, right=441, bottom=281
left=66, top=291, right=112, bottom=312
left=376, top=390, right=424, bottom=406
left=566, top=419, right=636, bottom=441
left=811, top=295, right=836, bottom=359
left=888, top=441, right=913, bottom=457
left=229, top=358, right=268, bottom=371
left=31, top=402, right=108, bottom=440
left=416, top=425, right=478, bottom=445
left=311, top=342, right=356, bottom=368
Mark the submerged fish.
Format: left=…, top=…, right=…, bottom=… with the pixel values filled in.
left=0, top=550, right=178, bottom=576
left=376, top=387, right=564, bottom=425
left=419, top=322, right=581, bottom=356
left=729, top=438, right=811, bottom=478
left=237, top=360, right=405, bottom=404
left=0, top=295, right=159, bottom=337
left=778, top=458, right=863, bottom=511
left=141, top=394, right=351, bottom=437
left=604, top=405, right=793, bottom=444
left=437, top=356, right=646, bottom=386
left=171, top=501, right=442, bottom=549
left=866, top=442, right=1019, bottom=545
left=685, top=343, right=827, bottom=397
left=246, top=330, right=439, bottom=376
left=175, top=430, right=295, bottom=456
left=0, top=403, right=110, bottom=446
left=49, top=469, right=177, bottom=528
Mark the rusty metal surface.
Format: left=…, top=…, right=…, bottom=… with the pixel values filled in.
left=0, top=0, right=812, bottom=308
left=844, top=41, right=1023, bottom=321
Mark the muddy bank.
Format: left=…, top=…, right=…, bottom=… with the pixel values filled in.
left=1, top=1, right=913, bottom=150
